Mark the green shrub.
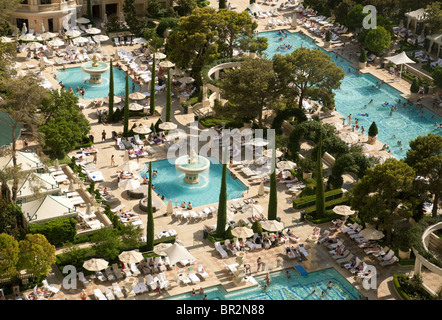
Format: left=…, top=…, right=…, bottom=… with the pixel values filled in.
left=29, top=218, right=77, bottom=246
left=304, top=196, right=350, bottom=217
left=252, top=220, right=263, bottom=234
left=293, top=189, right=343, bottom=209
left=359, top=49, right=367, bottom=63
left=410, top=77, right=420, bottom=93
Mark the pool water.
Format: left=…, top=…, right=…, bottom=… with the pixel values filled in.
left=164, top=268, right=362, bottom=300
left=56, top=66, right=140, bottom=100
left=138, top=158, right=248, bottom=208
left=260, top=30, right=442, bottom=159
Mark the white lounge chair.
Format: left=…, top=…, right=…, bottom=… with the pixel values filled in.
left=215, top=241, right=228, bottom=258
left=145, top=274, right=157, bottom=291
left=197, top=264, right=209, bottom=280
left=112, top=282, right=125, bottom=299
left=105, top=267, right=116, bottom=281
left=93, top=288, right=107, bottom=300
left=223, top=262, right=239, bottom=274
left=380, top=256, right=399, bottom=266
left=105, top=287, right=115, bottom=300
left=95, top=271, right=107, bottom=282
left=187, top=267, right=201, bottom=284
left=177, top=271, right=192, bottom=285
left=41, top=279, right=59, bottom=295
left=158, top=272, right=170, bottom=288
left=130, top=262, right=141, bottom=276
left=224, top=239, right=237, bottom=255
left=78, top=272, right=90, bottom=287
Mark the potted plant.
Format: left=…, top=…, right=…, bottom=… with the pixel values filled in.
left=298, top=157, right=315, bottom=179
left=367, top=121, right=378, bottom=144
left=394, top=228, right=412, bottom=259
left=359, top=49, right=367, bottom=69
left=410, top=77, right=419, bottom=100
left=324, top=31, right=331, bottom=48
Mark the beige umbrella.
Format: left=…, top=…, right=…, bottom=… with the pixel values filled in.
left=103, top=95, right=121, bottom=104
left=154, top=52, right=166, bottom=60
left=163, top=243, right=195, bottom=266
left=40, top=32, right=57, bottom=40
left=75, top=17, right=90, bottom=24
left=118, top=250, right=144, bottom=264
left=263, top=149, right=283, bottom=158
left=257, top=181, right=265, bottom=196
left=358, top=228, right=384, bottom=240
left=48, top=39, right=65, bottom=47
left=242, top=204, right=264, bottom=216
left=93, top=35, right=109, bottom=42
left=158, top=122, right=177, bottom=130
left=129, top=92, right=146, bottom=100
left=85, top=27, right=101, bottom=35
left=177, top=76, right=194, bottom=84
left=129, top=102, right=144, bottom=111
left=0, top=36, right=13, bottom=43
left=332, top=205, right=355, bottom=216
left=339, top=132, right=359, bottom=144
left=68, top=179, right=76, bottom=192
left=118, top=160, right=140, bottom=172
left=19, top=34, right=35, bottom=41
left=54, top=158, right=61, bottom=171
left=72, top=36, right=89, bottom=44
left=83, top=258, right=108, bottom=271
left=159, top=60, right=175, bottom=68
left=132, top=38, right=148, bottom=44
left=85, top=203, right=92, bottom=216
left=133, top=124, right=152, bottom=134
left=260, top=220, right=285, bottom=232
left=153, top=243, right=172, bottom=256
left=361, top=144, right=374, bottom=152
left=277, top=160, right=297, bottom=170
left=166, top=199, right=173, bottom=214
left=231, top=226, right=254, bottom=239
left=65, top=30, right=81, bottom=38
left=118, top=178, right=141, bottom=191
left=27, top=42, right=43, bottom=50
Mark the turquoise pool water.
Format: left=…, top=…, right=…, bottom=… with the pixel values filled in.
left=0, top=111, right=21, bottom=147
left=56, top=66, right=140, bottom=100
left=260, top=30, right=442, bottom=159
left=138, top=158, right=248, bottom=207
left=164, top=268, right=362, bottom=300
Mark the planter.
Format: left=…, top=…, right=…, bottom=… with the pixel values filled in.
left=398, top=248, right=411, bottom=259
left=409, top=92, right=418, bottom=100
left=367, top=135, right=377, bottom=144
left=324, top=41, right=331, bottom=48
left=303, top=171, right=313, bottom=179
left=359, top=61, right=366, bottom=69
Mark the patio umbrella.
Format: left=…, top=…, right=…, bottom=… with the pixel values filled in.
left=83, top=258, right=108, bottom=271
left=263, top=149, right=283, bottom=158
left=332, top=205, right=355, bottom=216
left=159, top=60, right=175, bottom=69
left=118, top=160, right=139, bottom=172
left=118, top=250, right=144, bottom=264
left=385, top=51, right=415, bottom=82
left=242, top=204, right=263, bottom=216
left=22, top=23, right=27, bottom=34
left=258, top=181, right=265, bottom=196
left=359, top=228, right=384, bottom=240
left=260, top=220, right=284, bottom=232
left=163, top=243, right=196, bottom=266
left=75, top=17, right=90, bottom=24
left=129, top=92, right=146, bottom=100
left=132, top=37, right=147, bottom=44
left=277, top=160, right=297, bottom=170
left=103, top=95, right=121, bottom=104
left=19, top=34, right=35, bottom=41
left=177, top=76, right=194, bottom=84
left=40, top=32, right=57, bottom=40
left=153, top=243, right=172, bottom=256
left=65, top=30, right=81, bottom=38
left=158, top=122, right=177, bottom=130
left=248, top=137, right=269, bottom=147
left=154, top=52, right=166, bottom=60
left=339, top=132, right=359, bottom=144
left=361, top=144, right=374, bottom=152
left=0, top=36, right=13, bottom=43
left=48, top=39, right=65, bottom=47
left=85, top=203, right=92, bottom=216
left=93, top=35, right=109, bottom=42
left=333, top=122, right=344, bottom=131
left=85, top=27, right=101, bottom=35
left=231, top=226, right=254, bottom=239
left=166, top=199, right=173, bottom=214
left=133, top=124, right=151, bottom=134
left=54, top=158, right=60, bottom=171
left=73, top=36, right=89, bottom=44
left=129, top=102, right=144, bottom=111
left=27, top=42, right=43, bottom=51
left=118, top=178, right=141, bottom=191
left=41, top=23, right=45, bottom=33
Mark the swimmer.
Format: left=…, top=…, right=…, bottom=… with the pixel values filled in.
left=368, top=99, right=373, bottom=104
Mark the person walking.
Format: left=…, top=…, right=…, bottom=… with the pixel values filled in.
left=111, top=154, right=115, bottom=166
left=93, top=152, right=97, bottom=165
left=102, top=130, right=106, bottom=142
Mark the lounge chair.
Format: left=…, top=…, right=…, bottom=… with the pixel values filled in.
left=224, top=239, right=238, bottom=255
left=95, top=271, right=107, bottom=282
left=154, top=257, right=167, bottom=272
left=93, top=288, right=107, bottom=300
left=116, top=137, right=125, bottom=150
left=130, top=263, right=141, bottom=276
left=145, top=274, right=157, bottom=291
left=78, top=272, right=90, bottom=287
left=134, top=276, right=148, bottom=294
left=105, top=288, right=115, bottom=300
left=197, top=264, right=209, bottom=280
left=158, top=272, right=170, bottom=288
left=318, top=230, right=330, bottom=244
left=377, top=249, right=394, bottom=262
left=122, top=263, right=132, bottom=277
left=342, top=223, right=358, bottom=233
left=177, top=271, right=192, bottom=285
left=336, top=253, right=354, bottom=265
left=380, top=256, right=399, bottom=266
left=187, top=267, right=201, bottom=284
left=215, top=241, right=228, bottom=258
left=327, top=240, right=343, bottom=250
left=223, top=262, right=239, bottom=274
left=105, top=267, right=116, bottom=281
left=41, top=279, right=59, bottom=295
left=298, top=244, right=309, bottom=258
left=112, top=283, right=125, bottom=299
left=332, top=249, right=350, bottom=260
left=134, top=134, right=144, bottom=145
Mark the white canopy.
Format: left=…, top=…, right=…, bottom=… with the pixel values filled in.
left=247, top=3, right=263, bottom=13
left=21, top=195, right=77, bottom=224
left=163, top=243, right=196, bottom=266
left=13, top=172, right=59, bottom=200
left=0, top=151, right=45, bottom=171
left=405, top=8, right=426, bottom=20
left=385, top=51, right=415, bottom=65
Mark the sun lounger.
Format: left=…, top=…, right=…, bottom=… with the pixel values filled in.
left=215, top=241, right=228, bottom=258
left=197, top=264, right=209, bottom=280
left=95, top=271, right=107, bottom=282
left=342, top=223, right=358, bottom=233
left=122, top=263, right=132, bottom=277
left=145, top=274, right=157, bottom=291
left=130, top=262, right=141, bottom=276
left=187, top=267, right=201, bottom=284
left=78, top=272, right=90, bottom=287
left=105, top=287, right=115, bottom=300
left=158, top=272, right=170, bottom=288
left=298, top=244, right=309, bottom=258
left=177, top=271, right=192, bottom=285
left=327, top=240, right=342, bottom=250
left=294, top=265, right=309, bottom=276
left=336, top=253, right=354, bottom=265
left=380, top=256, right=399, bottom=266
left=377, top=249, right=394, bottom=262
left=105, top=267, right=116, bottom=281
left=224, top=239, right=237, bottom=255
left=332, top=249, right=350, bottom=260
left=154, top=257, right=167, bottom=272
left=223, top=262, right=239, bottom=274
left=93, top=288, right=107, bottom=300
left=112, top=282, right=125, bottom=299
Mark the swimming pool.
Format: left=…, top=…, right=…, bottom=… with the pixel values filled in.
left=164, top=268, right=362, bottom=300
left=260, top=30, right=442, bottom=158
left=56, top=66, right=140, bottom=100
left=138, top=158, right=248, bottom=208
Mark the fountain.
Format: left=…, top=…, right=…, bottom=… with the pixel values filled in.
left=81, top=54, right=110, bottom=84
left=175, top=149, right=210, bottom=184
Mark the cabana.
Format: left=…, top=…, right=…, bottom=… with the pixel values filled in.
left=405, top=8, right=426, bottom=33
left=0, top=151, right=45, bottom=171
left=384, top=51, right=415, bottom=82
left=426, top=34, right=442, bottom=58
left=12, top=172, right=60, bottom=203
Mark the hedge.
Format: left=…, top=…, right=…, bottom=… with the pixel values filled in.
left=29, top=218, right=77, bottom=246
left=304, top=196, right=350, bottom=221
left=393, top=274, right=411, bottom=300
left=293, top=188, right=343, bottom=209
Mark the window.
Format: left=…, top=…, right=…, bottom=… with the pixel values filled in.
left=40, top=0, right=51, bottom=4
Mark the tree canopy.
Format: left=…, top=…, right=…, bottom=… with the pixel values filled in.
left=17, top=233, right=56, bottom=277
left=364, top=26, right=391, bottom=56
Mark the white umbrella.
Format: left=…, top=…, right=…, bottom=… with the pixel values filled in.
left=118, top=178, right=141, bottom=191
left=258, top=181, right=265, bottom=196
left=41, top=23, right=45, bottom=33
left=48, top=39, right=65, bottom=47
left=361, top=144, right=374, bottom=152
left=154, top=52, right=166, bottom=60
left=22, top=23, right=27, bottom=34
left=93, top=35, right=109, bottom=42
left=385, top=51, right=415, bottom=82
left=73, top=36, right=89, bottom=44
left=133, top=124, right=152, bottom=134
left=333, top=122, right=344, bottom=131
left=242, top=204, right=264, bottom=216
left=248, top=138, right=269, bottom=147
left=358, top=228, right=384, bottom=240
left=231, top=226, right=254, bottom=239
left=40, top=32, right=57, bottom=40
left=163, top=243, right=196, bottom=266
left=332, top=205, right=355, bottom=216
left=118, top=250, right=144, bottom=264
left=153, top=243, right=172, bottom=255
left=166, top=199, right=173, bottom=214
left=159, top=60, right=175, bottom=68
left=75, top=17, right=90, bottom=24
left=129, top=102, right=144, bottom=111
left=68, top=179, right=76, bottom=192
left=27, top=42, right=44, bottom=50
left=83, top=258, right=108, bottom=271
left=129, top=92, right=146, bottom=100
left=260, top=220, right=284, bottom=232
left=103, top=95, right=121, bottom=104
left=263, top=149, right=283, bottom=158
left=277, top=160, right=297, bottom=170
left=339, top=132, right=359, bottom=144
left=85, top=27, right=101, bottom=35
left=85, top=203, right=92, bottom=216
left=19, top=34, right=35, bottom=41
left=54, top=158, right=60, bottom=171
left=118, top=161, right=140, bottom=172
left=132, top=37, right=148, bottom=44
left=0, top=36, right=13, bottom=43
left=65, top=30, right=82, bottom=38
left=177, top=76, right=194, bottom=84
left=158, top=122, right=177, bottom=130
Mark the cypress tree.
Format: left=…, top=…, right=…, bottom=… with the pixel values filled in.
left=267, top=148, right=278, bottom=220
left=150, top=54, right=156, bottom=115
left=123, top=73, right=129, bottom=138
left=146, top=162, right=154, bottom=251
left=315, top=133, right=326, bottom=217
left=108, top=59, right=114, bottom=121
left=216, top=148, right=228, bottom=238
left=219, top=0, right=226, bottom=9
left=87, top=0, right=92, bottom=21
left=165, top=67, right=171, bottom=122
